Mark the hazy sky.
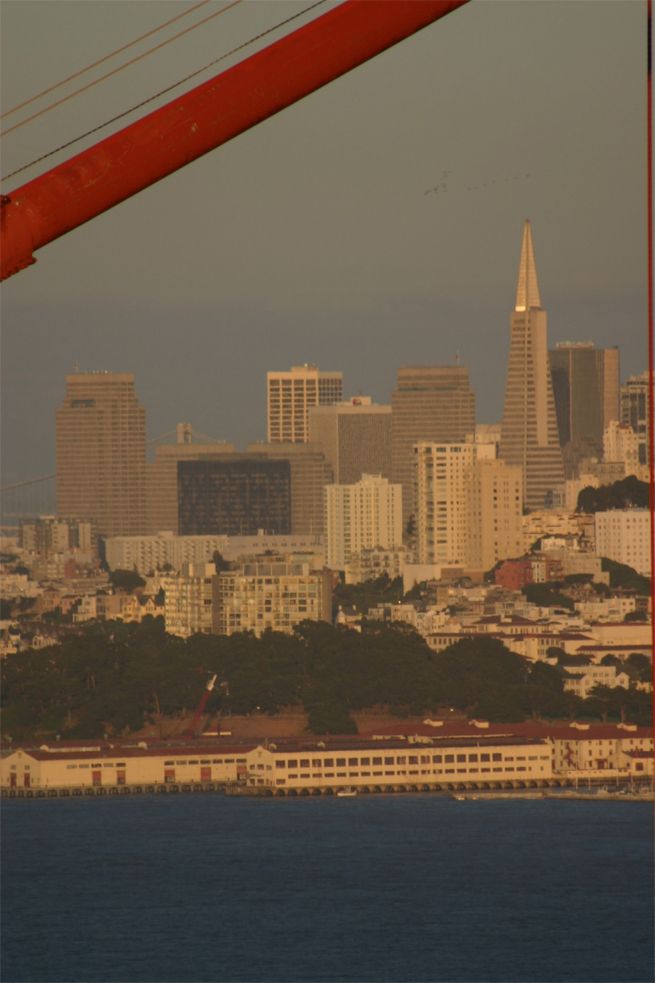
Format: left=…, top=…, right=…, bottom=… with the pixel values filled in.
left=0, top=0, right=649, bottom=488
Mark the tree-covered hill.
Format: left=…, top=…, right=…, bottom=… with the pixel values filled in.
left=1, top=618, right=651, bottom=742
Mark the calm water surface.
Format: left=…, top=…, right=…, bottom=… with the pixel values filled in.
left=2, top=795, right=653, bottom=983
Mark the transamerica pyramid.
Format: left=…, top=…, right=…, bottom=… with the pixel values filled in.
left=499, top=221, right=564, bottom=510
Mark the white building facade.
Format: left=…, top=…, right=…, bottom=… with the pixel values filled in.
left=325, top=474, right=403, bottom=570
left=594, top=510, right=651, bottom=576
left=414, top=444, right=522, bottom=571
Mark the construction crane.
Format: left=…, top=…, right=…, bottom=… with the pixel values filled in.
left=1, top=0, right=468, bottom=281
left=181, top=673, right=226, bottom=739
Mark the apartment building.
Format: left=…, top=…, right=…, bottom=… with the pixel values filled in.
left=213, top=559, right=332, bottom=636
left=594, top=509, right=651, bottom=576
left=325, top=474, right=403, bottom=570
left=163, top=562, right=216, bottom=637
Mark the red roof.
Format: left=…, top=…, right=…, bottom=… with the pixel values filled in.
left=360, top=721, right=653, bottom=742
left=13, top=742, right=256, bottom=762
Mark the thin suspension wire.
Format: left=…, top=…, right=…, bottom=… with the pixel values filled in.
left=1, top=0, right=212, bottom=121
left=1, top=1, right=243, bottom=138
left=1, top=0, right=328, bottom=185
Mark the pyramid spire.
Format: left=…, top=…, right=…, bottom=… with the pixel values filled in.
left=514, top=219, right=542, bottom=311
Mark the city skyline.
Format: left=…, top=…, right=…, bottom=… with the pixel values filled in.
left=0, top=1, right=648, bottom=488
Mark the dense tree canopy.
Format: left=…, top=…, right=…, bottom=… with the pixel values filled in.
left=522, top=583, right=575, bottom=610
left=600, top=558, right=651, bottom=595
left=576, top=476, right=649, bottom=513
left=332, top=574, right=403, bottom=616
left=2, top=619, right=650, bottom=742
left=108, top=569, right=146, bottom=592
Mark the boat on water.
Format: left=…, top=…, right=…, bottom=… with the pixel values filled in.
left=336, top=788, right=357, bottom=797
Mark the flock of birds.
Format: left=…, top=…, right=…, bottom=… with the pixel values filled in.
left=424, top=170, right=532, bottom=196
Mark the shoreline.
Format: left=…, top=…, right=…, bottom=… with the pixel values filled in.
left=3, top=783, right=653, bottom=803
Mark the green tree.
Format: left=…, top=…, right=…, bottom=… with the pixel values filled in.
left=213, top=551, right=231, bottom=573
left=108, top=569, right=146, bottom=592
left=522, top=583, right=574, bottom=610
left=601, top=558, right=650, bottom=595
left=306, top=703, right=357, bottom=734
left=576, top=475, right=649, bottom=513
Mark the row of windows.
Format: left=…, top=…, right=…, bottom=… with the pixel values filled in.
left=276, top=764, right=542, bottom=784
left=163, top=758, right=247, bottom=765
left=273, top=752, right=546, bottom=769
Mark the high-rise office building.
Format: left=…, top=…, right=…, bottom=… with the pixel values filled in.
left=246, top=442, right=333, bottom=537
left=308, top=397, right=392, bottom=483
left=145, top=425, right=236, bottom=534
left=177, top=457, right=291, bottom=536
left=499, top=221, right=564, bottom=509
left=267, top=364, right=343, bottom=443
left=56, top=372, right=146, bottom=536
left=620, top=371, right=650, bottom=467
left=599, top=346, right=620, bottom=431
left=391, top=366, right=475, bottom=524
left=325, top=474, right=403, bottom=570
left=549, top=342, right=620, bottom=464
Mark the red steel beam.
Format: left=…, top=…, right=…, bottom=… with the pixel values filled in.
left=0, top=0, right=468, bottom=281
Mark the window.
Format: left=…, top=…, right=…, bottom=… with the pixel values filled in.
left=432, top=755, right=442, bottom=764
left=445, top=755, right=454, bottom=763
left=408, top=756, right=418, bottom=765
left=287, top=760, right=298, bottom=768
left=468, top=754, right=478, bottom=763
left=275, top=761, right=285, bottom=769
left=492, top=753, right=502, bottom=762
left=336, top=758, right=346, bottom=767
left=456, top=754, right=466, bottom=763
left=324, top=758, right=334, bottom=767
left=372, top=757, right=382, bottom=766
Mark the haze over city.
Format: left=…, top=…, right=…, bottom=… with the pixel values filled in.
left=0, top=0, right=648, bottom=488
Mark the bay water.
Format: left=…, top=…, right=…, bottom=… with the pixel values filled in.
left=2, top=795, right=653, bottom=983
